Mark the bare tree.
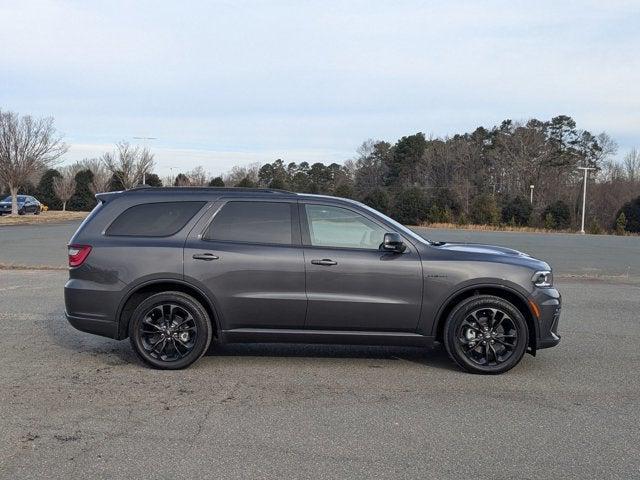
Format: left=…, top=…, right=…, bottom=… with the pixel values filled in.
left=186, top=166, right=208, bottom=186
left=101, top=141, right=154, bottom=190
left=623, top=148, right=640, bottom=182
left=53, top=165, right=78, bottom=211
left=79, top=157, right=112, bottom=194
left=223, top=163, right=261, bottom=186
left=0, top=110, right=67, bottom=214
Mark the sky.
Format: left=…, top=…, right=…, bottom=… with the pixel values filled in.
left=1, top=0, right=639, bottom=177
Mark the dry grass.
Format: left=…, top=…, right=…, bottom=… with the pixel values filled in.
left=418, top=222, right=630, bottom=236
left=0, top=210, right=88, bottom=226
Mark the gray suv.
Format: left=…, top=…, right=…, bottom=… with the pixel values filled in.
left=65, top=187, right=561, bottom=374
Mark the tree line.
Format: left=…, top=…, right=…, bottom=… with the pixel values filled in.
left=1, top=108, right=639, bottom=233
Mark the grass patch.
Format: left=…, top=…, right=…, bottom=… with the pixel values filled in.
left=0, top=210, right=88, bottom=226
left=418, top=222, right=637, bottom=236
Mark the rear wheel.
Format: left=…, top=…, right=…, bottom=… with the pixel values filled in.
left=443, top=295, right=528, bottom=374
left=129, top=291, right=213, bottom=369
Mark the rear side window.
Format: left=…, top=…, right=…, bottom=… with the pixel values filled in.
left=106, top=201, right=205, bottom=237
left=204, top=201, right=293, bottom=245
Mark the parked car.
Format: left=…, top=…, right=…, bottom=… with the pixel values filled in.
left=0, top=195, right=42, bottom=216
left=65, top=187, right=561, bottom=374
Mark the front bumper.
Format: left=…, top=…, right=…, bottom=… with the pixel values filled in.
left=531, top=287, right=561, bottom=349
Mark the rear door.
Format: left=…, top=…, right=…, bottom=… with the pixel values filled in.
left=301, top=202, right=423, bottom=332
left=184, top=199, right=307, bottom=330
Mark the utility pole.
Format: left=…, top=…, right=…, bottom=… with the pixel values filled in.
left=529, top=185, right=534, bottom=204
left=133, top=136, right=157, bottom=184
left=578, top=167, right=595, bottom=234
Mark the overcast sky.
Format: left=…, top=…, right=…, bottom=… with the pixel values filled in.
left=1, top=0, right=638, bottom=177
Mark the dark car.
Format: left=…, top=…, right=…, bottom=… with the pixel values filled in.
left=64, top=187, right=561, bottom=374
left=0, top=195, right=42, bottom=216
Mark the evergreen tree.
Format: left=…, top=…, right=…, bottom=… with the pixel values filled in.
left=68, top=169, right=96, bottom=211
left=36, top=169, right=63, bottom=210
left=208, top=176, right=225, bottom=187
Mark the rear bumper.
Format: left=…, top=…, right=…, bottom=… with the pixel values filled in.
left=64, top=279, right=122, bottom=339
left=66, top=312, right=118, bottom=338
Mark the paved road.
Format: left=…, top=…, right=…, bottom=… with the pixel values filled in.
left=0, top=270, right=638, bottom=479
left=1, top=222, right=638, bottom=281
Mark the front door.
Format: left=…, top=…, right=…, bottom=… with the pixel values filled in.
left=301, top=202, right=423, bottom=332
left=184, top=199, right=306, bottom=331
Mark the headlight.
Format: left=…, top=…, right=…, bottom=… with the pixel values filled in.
left=532, top=270, right=553, bottom=288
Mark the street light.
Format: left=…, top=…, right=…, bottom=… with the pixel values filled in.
left=133, top=136, right=157, bottom=184
left=530, top=185, right=534, bottom=204
left=577, top=166, right=596, bottom=234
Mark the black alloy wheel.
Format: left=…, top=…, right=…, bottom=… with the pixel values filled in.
left=129, top=291, right=212, bottom=369
left=444, top=295, right=528, bottom=374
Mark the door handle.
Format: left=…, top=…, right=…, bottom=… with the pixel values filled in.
left=311, top=259, right=337, bottom=266
left=192, top=253, right=219, bottom=261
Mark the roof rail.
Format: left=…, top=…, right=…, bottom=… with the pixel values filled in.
left=127, top=186, right=292, bottom=194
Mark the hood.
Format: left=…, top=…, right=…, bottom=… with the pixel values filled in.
left=434, top=242, right=529, bottom=257
left=432, top=242, right=550, bottom=270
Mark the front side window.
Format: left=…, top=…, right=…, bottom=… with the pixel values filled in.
left=305, top=204, right=386, bottom=250
left=204, top=201, right=293, bottom=245
left=106, top=201, right=205, bottom=237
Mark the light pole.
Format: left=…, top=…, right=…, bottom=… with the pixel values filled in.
left=529, top=185, right=534, bottom=204
left=578, top=166, right=595, bottom=234
left=133, top=136, right=157, bottom=184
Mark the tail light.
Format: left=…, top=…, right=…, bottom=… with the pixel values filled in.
left=68, top=244, right=92, bottom=267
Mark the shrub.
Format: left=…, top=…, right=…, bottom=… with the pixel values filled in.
left=333, top=182, right=354, bottom=199
left=394, top=187, right=427, bottom=224
left=208, top=176, right=225, bottom=187
left=145, top=173, right=163, bottom=187
left=470, top=194, right=499, bottom=225
left=363, top=188, right=390, bottom=214
left=614, top=196, right=640, bottom=233
left=501, top=196, right=532, bottom=226
left=544, top=212, right=556, bottom=230
left=615, top=212, right=627, bottom=235
left=542, top=200, right=571, bottom=229
left=587, top=218, right=602, bottom=235
left=236, top=176, right=257, bottom=188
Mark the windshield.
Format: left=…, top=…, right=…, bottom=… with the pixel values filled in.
left=2, top=195, right=27, bottom=203
left=358, top=202, right=432, bottom=245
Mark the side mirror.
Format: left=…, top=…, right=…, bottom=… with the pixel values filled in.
left=382, top=232, right=406, bottom=253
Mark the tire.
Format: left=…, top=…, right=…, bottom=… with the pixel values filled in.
left=443, top=295, right=529, bottom=374
left=34, top=208, right=40, bottom=215
left=18, top=208, right=25, bottom=215
left=128, top=291, right=213, bottom=370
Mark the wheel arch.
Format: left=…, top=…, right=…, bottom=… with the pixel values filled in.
left=433, top=284, right=539, bottom=355
left=115, top=279, right=219, bottom=340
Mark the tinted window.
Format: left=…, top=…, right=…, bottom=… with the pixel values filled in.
left=204, top=201, right=293, bottom=245
left=305, top=204, right=386, bottom=250
left=106, top=201, right=205, bottom=237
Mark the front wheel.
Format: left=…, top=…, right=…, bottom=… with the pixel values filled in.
left=129, top=291, right=213, bottom=369
left=443, top=295, right=529, bottom=374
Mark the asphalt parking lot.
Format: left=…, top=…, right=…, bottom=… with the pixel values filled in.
left=0, top=222, right=639, bottom=479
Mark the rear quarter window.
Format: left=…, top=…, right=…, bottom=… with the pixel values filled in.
left=106, top=201, right=206, bottom=237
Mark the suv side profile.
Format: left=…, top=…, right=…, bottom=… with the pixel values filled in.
left=65, top=187, right=561, bottom=374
